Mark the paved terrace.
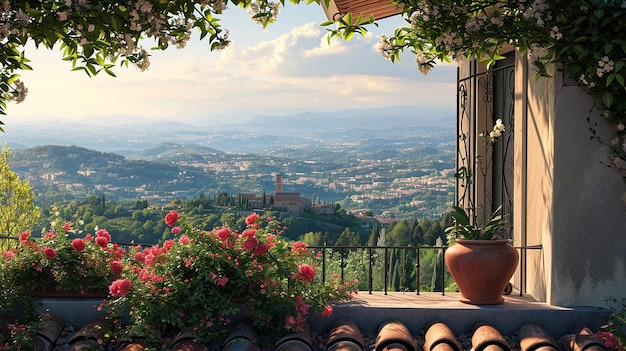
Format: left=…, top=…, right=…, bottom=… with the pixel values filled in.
left=309, top=291, right=608, bottom=337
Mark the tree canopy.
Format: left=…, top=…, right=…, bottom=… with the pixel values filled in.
left=0, top=146, right=40, bottom=248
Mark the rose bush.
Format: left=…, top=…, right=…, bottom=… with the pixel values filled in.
left=106, top=211, right=356, bottom=346
left=0, top=221, right=125, bottom=315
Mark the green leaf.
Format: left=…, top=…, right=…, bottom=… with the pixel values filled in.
left=603, top=91, right=614, bottom=108
left=607, top=73, right=615, bottom=87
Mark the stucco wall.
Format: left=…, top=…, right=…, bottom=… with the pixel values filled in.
left=459, top=54, right=626, bottom=307
left=521, top=63, right=626, bottom=307
left=518, top=54, right=555, bottom=303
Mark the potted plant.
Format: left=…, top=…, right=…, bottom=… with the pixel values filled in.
left=444, top=203, right=518, bottom=305
left=105, top=211, right=356, bottom=347
left=443, top=119, right=519, bottom=305
left=0, top=220, right=125, bottom=315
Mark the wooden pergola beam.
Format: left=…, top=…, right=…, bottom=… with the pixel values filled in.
left=321, top=0, right=403, bottom=21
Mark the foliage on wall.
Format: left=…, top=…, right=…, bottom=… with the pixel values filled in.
left=2, top=0, right=626, bottom=186
left=326, top=0, right=626, bottom=183
left=0, top=0, right=319, bottom=129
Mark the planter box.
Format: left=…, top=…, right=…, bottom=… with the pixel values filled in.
left=8, top=297, right=107, bottom=327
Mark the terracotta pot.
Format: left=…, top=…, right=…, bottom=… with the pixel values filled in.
left=444, top=239, right=518, bottom=305
left=36, top=275, right=109, bottom=298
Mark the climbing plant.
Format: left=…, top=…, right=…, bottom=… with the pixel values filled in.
left=324, top=0, right=626, bottom=182
left=0, top=0, right=320, bottom=129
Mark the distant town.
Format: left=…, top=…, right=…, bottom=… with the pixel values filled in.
left=5, top=118, right=456, bottom=220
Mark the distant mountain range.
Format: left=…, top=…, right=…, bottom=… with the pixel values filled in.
left=1, top=107, right=454, bottom=154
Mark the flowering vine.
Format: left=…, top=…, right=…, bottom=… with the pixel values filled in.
left=326, top=0, right=626, bottom=183
left=0, top=0, right=319, bottom=129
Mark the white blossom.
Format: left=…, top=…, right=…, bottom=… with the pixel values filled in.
left=376, top=35, right=393, bottom=61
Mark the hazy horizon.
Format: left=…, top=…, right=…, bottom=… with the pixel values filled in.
left=2, top=3, right=456, bottom=128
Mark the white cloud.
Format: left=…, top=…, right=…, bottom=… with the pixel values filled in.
left=7, top=19, right=456, bottom=124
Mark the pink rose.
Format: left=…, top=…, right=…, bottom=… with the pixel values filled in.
left=246, top=213, right=260, bottom=226
left=165, top=211, right=178, bottom=227
left=178, top=234, right=190, bottom=245
left=171, top=226, right=182, bottom=235
left=217, top=276, right=229, bottom=287
left=284, top=315, right=296, bottom=329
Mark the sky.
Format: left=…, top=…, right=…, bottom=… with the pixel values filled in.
left=6, top=2, right=457, bottom=127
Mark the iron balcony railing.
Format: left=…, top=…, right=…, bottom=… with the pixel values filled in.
left=0, top=235, right=541, bottom=297
left=307, top=244, right=542, bottom=296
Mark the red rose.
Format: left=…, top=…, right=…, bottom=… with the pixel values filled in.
left=291, top=241, right=309, bottom=256
left=71, top=238, right=86, bottom=251
left=217, top=227, right=231, bottom=241
left=134, top=252, right=145, bottom=263
left=96, top=236, right=109, bottom=248
left=44, top=247, right=57, bottom=259
left=321, top=305, right=333, bottom=317
left=96, top=229, right=111, bottom=241
left=109, top=279, right=131, bottom=297
left=110, top=260, right=123, bottom=273
left=165, top=211, right=178, bottom=227
left=241, top=229, right=256, bottom=237
left=296, top=264, right=316, bottom=283
left=254, top=244, right=269, bottom=256
left=243, top=236, right=258, bottom=252
left=63, top=221, right=72, bottom=232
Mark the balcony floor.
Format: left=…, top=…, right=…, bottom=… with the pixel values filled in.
left=309, top=291, right=608, bottom=337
